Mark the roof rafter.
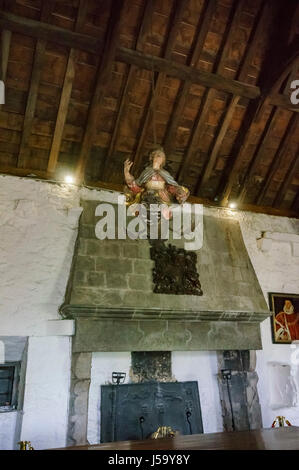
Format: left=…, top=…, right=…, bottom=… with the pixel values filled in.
left=162, top=0, right=217, bottom=157
left=195, top=0, right=270, bottom=196
left=75, top=0, right=125, bottom=183
left=132, top=0, right=188, bottom=173
left=273, top=149, right=299, bottom=208
left=237, top=55, right=299, bottom=204
left=176, top=0, right=245, bottom=184
left=47, top=0, right=88, bottom=175
left=101, top=0, right=156, bottom=181
left=219, top=0, right=298, bottom=206
left=17, top=1, right=55, bottom=169
left=237, top=105, right=279, bottom=203
left=0, top=28, right=11, bottom=110
left=0, top=11, right=260, bottom=100
left=291, top=182, right=299, bottom=212
left=255, top=113, right=299, bottom=205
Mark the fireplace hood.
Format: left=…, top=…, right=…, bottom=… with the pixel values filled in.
left=60, top=200, right=270, bottom=351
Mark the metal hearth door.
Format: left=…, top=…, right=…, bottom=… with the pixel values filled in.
left=100, top=381, right=203, bottom=443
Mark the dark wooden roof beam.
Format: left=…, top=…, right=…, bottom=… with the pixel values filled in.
left=237, top=105, right=278, bottom=203
left=163, top=0, right=217, bottom=156
left=177, top=0, right=245, bottom=184
left=238, top=56, right=299, bottom=204
left=47, top=0, right=88, bottom=175
left=132, top=0, right=188, bottom=173
left=273, top=149, right=299, bottom=208
left=101, top=0, right=156, bottom=181
left=75, top=0, right=125, bottom=182
left=219, top=0, right=298, bottom=206
left=16, top=1, right=55, bottom=169
left=0, top=11, right=260, bottom=100
left=0, top=29, right=11, bottom=99
left=195, top=0, right=270, bottom=195
left=291, top=183, right=299, bottom=213
left=256, top=114, right=299, bottom=205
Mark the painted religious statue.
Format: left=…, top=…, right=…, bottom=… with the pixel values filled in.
left=123, top=146, right=189, bottom=219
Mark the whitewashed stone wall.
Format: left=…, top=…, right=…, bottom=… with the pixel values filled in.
left=0, top=175, right=122, bottom=449
left=236, top=211, right=299, bottom=427
left=0, top=411, right=18, bottom=449
left=0, top=174, right=298, bottom=448
left=0, top=175, right=108, bottom=336
left=20, top=336, right=72, bottom=449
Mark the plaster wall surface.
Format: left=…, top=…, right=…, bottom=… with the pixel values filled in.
left=20, top=336, right=71, bottom=449
left=233, top=210, right=299, bottom=427
left=0, top=411, right=18, bottom=449
left=0, top=175, right=109, bottom=336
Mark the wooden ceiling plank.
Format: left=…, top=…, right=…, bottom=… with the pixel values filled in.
left=101, top=0, right=156, bottom=181
left=219, top=98, right=263, bottom=206
left=0, top=29, right=11, bottom=111
left=0, top=11, right=260, bottom=100
left=75, top=0, right=125, bottom=182
left=273, top=148, right=299, bottom=208
left=16, top=1, right=55, bottom=169
left=238, top=53, right=299, bottom=204
left=47, top=0, right=87, bottom=174
left=0, top=10, right=103, bottom=52
left=0, top=164, right=50, bottom=179
left=177, top=0, right=245, bottom=184
left=195, top=95, right=240, bottom=193
left=237, top=105, right=278, bottom=203
left=163, top=0, right=217, bottom=156
left=266, top=37, right=299, bottom=96
left=257, top=0, right=299, bottom=97
left=284, top=57, right=299, bottom=94
left=256, top=113, right=299, bottom=205
left=219, top=0, right=299, bottom=206
left=268, top=93, right=299, bottom=112
left=195, top=0, right=269, bottom=195
left=291, top=181, right=299, bottom=212
left=1, top=29, right=11, bottom=82
left=132, top=0, right=188, bottom=172
left=116, top=48, right=259, bottom=98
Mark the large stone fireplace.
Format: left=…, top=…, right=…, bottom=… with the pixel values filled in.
left=60, top=200, right=270, bottom=445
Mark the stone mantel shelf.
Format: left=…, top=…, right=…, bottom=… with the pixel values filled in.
left=60, top=304, right=270, bottom=323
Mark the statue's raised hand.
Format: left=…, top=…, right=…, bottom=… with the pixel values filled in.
left=124, top=159, right=134, bottom=183
left=124, top=159, right=133, bottom=172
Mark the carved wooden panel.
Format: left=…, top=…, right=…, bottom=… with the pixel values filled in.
left=150, top=240, right=203, bottom=295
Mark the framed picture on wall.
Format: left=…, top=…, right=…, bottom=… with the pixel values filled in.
left=269, top=293, right=299, bottom=344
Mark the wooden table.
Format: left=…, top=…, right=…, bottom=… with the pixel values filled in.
left=56, top=427, right=299, bottom=450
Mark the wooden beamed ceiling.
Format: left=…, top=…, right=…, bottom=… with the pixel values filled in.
left=0, top=0, right=298, bottom=218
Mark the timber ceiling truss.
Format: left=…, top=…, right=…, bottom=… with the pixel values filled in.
left=0, top=0, right=298, bottom=217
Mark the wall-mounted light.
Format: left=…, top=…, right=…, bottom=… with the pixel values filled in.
left=64, top=175, right=75, bottom=184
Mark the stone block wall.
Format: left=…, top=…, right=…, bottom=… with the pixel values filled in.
left=67, top=200, right=267, bottom=315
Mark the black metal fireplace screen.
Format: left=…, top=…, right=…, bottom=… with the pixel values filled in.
left=100, top=381, right=203, bottom=443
